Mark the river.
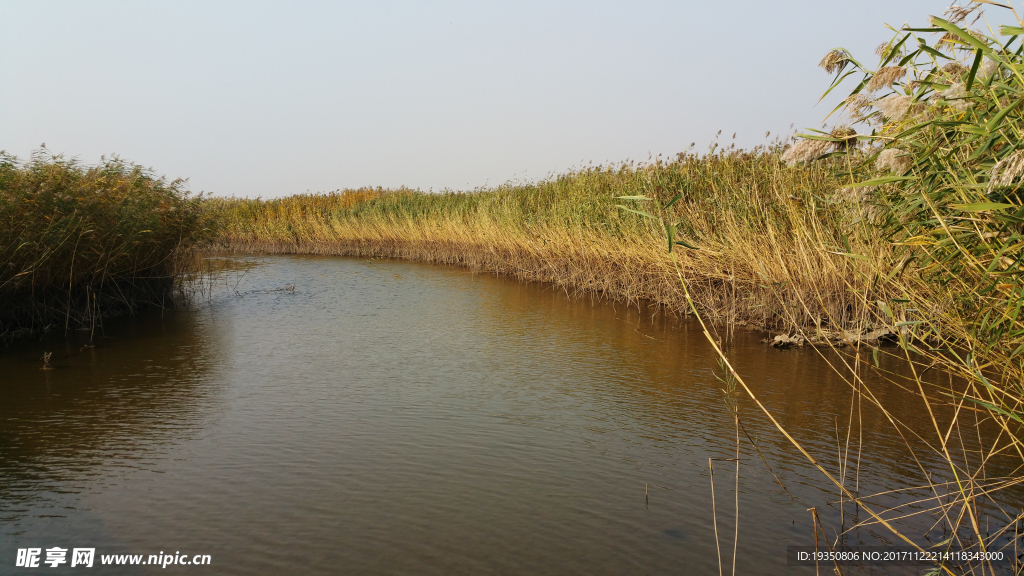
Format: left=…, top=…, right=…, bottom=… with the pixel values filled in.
left=1, top=255, right=1017, bottom=574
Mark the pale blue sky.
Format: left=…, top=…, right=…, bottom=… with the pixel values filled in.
left=1, top=1, right=958, bottom=197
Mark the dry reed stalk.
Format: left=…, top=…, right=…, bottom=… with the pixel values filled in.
left=709, top=457, right=723, bottom=576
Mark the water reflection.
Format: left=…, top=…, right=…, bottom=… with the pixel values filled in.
left=0, top=255, right=1018, bottom=575
left=1, top=311, right=222, bottom=502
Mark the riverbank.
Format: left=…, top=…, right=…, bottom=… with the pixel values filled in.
left=7, top=146, right=889, bottom=340
left=207, top=147, right=892, bottom=334
left=0, top=151, right=209, bottom=339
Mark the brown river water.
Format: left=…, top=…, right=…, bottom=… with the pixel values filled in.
left=1, top=255, right=1020, bottom=575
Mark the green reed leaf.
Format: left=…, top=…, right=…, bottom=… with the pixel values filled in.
left=880, top=34, right=912, bottom=68
left=827, top=251, right=869, bottom=260
left=966, top=49, right=983, bottom=90
left=958, top=396, right=1024, bottom=425
left=876, top=300, right=894, bottom=321
left=930, top=17, right=992, bottom=53
left=949, top=203, right=1016, bottom=212
left=615, top=206, right=656, bottom=220
left=917, top=43, right=952, bottom=60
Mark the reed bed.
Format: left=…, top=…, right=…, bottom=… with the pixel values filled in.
left=0, top=149, right=209, bottom=338
left=209, top=148, right=892, bottom=334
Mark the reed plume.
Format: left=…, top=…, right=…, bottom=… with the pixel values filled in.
left=873, top=94, right=914, bottom=121
left=866, top=66, right=906, bottom=92
left=780, top=139, right=831, bottom=166
left=875, top=148, right=912, bottom=173
left=819, top=49, right=850, bottom=74
left=989, top=150, right=1024, bottom=190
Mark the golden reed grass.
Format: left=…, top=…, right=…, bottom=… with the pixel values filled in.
left=207, top=147, right=891, bottom=334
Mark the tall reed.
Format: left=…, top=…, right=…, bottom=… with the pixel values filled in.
left=679, top=3, right=1024, bottom=572
left=0, top=149, right=210, bottom=338
left=208, top=147, right=892, bottom=334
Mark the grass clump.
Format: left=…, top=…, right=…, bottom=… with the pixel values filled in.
left=0, top=149, right=210, bottom=338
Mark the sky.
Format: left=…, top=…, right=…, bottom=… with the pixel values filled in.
left=0, top=1, right=967, bottom=197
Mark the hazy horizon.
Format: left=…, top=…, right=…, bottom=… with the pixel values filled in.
left=3, top=1, right=956, bottom=197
